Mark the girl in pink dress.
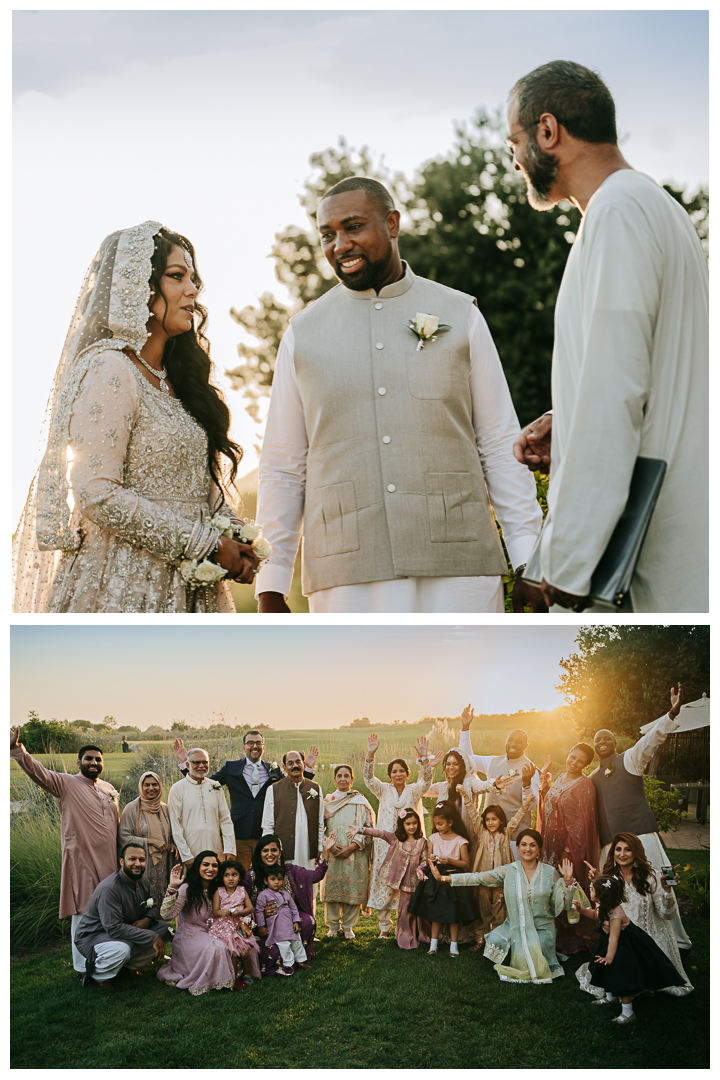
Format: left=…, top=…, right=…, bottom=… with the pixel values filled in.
left=208, top=861, right=260, bottom=990
left=409, top=802, right=479, bottom=956
left=348, top=809, right=431, bottom=949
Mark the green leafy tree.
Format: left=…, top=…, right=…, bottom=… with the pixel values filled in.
left=558, top=625, right=710, bottom=738
left=19, top=712, right=80, bottom=754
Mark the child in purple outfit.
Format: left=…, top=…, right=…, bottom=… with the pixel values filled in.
left=255, top=869, right=309, bottom=976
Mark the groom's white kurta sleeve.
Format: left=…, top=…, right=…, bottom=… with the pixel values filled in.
left=255, top=312, right=541, bottom=597
left=623, top=712, right=680, bottom=775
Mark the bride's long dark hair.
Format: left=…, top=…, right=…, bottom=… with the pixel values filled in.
left=149, top=228, right=242, bottom=493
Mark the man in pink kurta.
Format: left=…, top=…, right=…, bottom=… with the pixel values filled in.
left=10, top=728, right=119, bottom=972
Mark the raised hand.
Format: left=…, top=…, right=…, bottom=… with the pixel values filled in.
left=494, top=774, right=513, bottom=791
left=522, top=791, right=536, bottom=810
left=583, top=860, right=597, bottom=883
left=428, top=749, right=445, bottom=768
left=559, top=857, right=574, bottom=885
left=521, top=762, right=537, bottom=786
left=460, top=704, right=475, bottom=730
left=414, top=735, right=429, bottom=759
left=305, top=745, right=319, bottom=770
left=366, top=733, right=379, bottom=757
left=169, top=863, right=184, bottom=888
left=322, top=831, right=338, bottom=858
left=173, top=738, right=187, bottom=763
left=669, top=683, right=683, bottom=718
left=455, top=784, right=467, bottom=798
left=346, top=824, right=360, bottom=840
left=10, top=726, right=19, bottom=749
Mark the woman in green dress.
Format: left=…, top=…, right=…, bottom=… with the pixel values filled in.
left=321, top=764, right=375, bottom=939
left=437, top=828, right=576, bottom=984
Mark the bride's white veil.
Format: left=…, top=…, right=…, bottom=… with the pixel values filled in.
left=12, top=220, right=165, bottom=611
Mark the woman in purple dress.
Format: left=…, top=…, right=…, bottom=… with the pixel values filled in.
left=157, top=851, right=235, bottom=995
left=244, top=833, right=336, bottom=976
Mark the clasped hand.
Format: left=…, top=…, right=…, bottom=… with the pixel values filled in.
left=213, top=535, right=260, bottom=585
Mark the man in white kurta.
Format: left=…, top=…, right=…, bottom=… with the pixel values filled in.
left=509, top=62, right=708, bottom=614
left=255, top=178, right=541, bottom=614
left=458, top=707, right=540, bottom=856
left=167, top=749, right=236, bottom=867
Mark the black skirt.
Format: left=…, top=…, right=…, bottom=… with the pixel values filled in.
left=589, top=921, right=687, bottom=995
left=408, top=869, right=479, bottom=924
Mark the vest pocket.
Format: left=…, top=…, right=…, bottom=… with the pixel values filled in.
left=426, top=472, right=479, bottom=542
left=406, top=349, right=453, bottom=399
left=318, top=481, right=360, bottom=556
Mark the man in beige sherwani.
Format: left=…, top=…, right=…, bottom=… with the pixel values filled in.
left=255, top=176, right=542, bottom=614
left=167, top=747, right=236, bottom=868
left=10, top=727, right=119, bottom=973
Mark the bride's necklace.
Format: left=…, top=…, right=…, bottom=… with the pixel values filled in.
left=135, top=352, right=170, bottom=394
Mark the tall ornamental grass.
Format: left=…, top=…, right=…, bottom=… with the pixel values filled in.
left=10, top=780, right=67, bottom=950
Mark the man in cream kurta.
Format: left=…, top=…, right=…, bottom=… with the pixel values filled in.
left=256, top=178, right=541, bottom=614
left=167, top=748, right=236, bottom=866
left=509, top=61, right=708, bottom=614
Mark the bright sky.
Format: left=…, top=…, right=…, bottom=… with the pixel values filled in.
left=13, top=10, right=708, bottom=520
left=11, top=624, right=582, bottom=730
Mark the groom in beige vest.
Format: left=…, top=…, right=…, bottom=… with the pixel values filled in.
left=255, top=177, right=541, bottom=613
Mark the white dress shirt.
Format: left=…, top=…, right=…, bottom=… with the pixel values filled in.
left=261, top=782, right=324, bottom=871
left=255, top=304, right=541, bottom=602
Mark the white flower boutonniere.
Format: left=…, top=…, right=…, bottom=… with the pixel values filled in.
left=143, top=898, right=155, bottom=910
left=306, top=788, right=319, bottom=800
left=507, top=769, right=519, bottom=779
left=604, top=766, right=615, bottom=778
left=209, top=780, right=222, bottom=790
left=407, top=312, right=451, bottom=351
left=107, top=788, right=120, bottom=803
left=270, top=761, right=279, bottom=771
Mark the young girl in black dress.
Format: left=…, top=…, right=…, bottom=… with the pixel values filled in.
left=574, top=874, right=688, bottom=1025
left=409, top=802, right=479, bottom=956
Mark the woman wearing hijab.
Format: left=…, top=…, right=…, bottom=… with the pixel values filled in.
left=119, top=771, right=178, bottom=904
left=321, top=764, right=375, bottom=939
left=13, top=221, right=259, bottom=612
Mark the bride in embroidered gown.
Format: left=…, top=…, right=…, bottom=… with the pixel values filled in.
left=13, top=221, right=258, bottom=612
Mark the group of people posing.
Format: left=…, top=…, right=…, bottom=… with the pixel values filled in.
left=10, top=685, right=693, bottom=1023
left=12, top=60, right=708, bottom=615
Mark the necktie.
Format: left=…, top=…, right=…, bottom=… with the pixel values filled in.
left=251, top=762, right=260, bottom=797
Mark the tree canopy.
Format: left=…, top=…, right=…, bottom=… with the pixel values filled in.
left=227, top=116, right=708, bottom=427
left=558, top=625, right=710, bottom=738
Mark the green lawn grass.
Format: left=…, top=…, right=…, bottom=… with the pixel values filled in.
left=11, top=850, right=708, bottom=1069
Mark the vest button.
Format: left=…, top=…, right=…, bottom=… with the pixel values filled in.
left=387, top=484, right=396, bottom=492
left=382, top=435, right=391, bottom=444
left=375, top=342, right=384, bottom=350
left=377, top=387, right=387, bottom=396
left=374, top=302, right=383, bottom=310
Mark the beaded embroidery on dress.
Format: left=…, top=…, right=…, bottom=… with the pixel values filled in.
left=12, top=221, right=234, bottom=612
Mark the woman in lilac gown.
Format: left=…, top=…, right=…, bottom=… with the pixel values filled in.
left=244, top=833, right=335, bottom=976
left=157, top=851, right=235, bottom=995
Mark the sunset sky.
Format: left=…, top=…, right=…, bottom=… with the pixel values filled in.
left=13, top=9, right=708, bottom=519
left=11, top=624, right=582, bottom=730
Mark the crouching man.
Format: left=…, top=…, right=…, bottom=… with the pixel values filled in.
left=74, top=842, right=172, bottom=987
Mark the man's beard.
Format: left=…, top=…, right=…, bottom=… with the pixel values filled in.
left=79, top=763, right=102, bottom=779
left=336, top=245, right=394, bottom=291
left=522, top=136, right=560, bottom=211
left=122, top=866, right=144, bottom=880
